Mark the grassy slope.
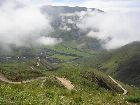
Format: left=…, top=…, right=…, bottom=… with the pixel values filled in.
left=1, top=43, right=140, bottom=104
left=1, top=63, right=139, bottom=105
left=0, top=58, right=60, bottom=81
left=0, top=44, right=93, bottom=81
left=79, top=42, right=140, bottom=87
left=98, top=42, right=140, bottom=87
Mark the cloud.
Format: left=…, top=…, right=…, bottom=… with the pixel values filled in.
left=40, top=0, right=140, bottom=12
left=0, top=0, right=59, bottom=50
left=36, top=36, right=62, bottom=45
left=77, top=10, right=140, bottom=49
left=1, top=0, right=140, bottom=50
left=11, top=0, right=140, bottom=13
left=82, top=0, right=140, bottom=12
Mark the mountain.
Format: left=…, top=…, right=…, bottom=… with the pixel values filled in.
left=41, top=5, right=103, bottom=16
left=79, top=42, right=140, bottom=87
left=112, top=42, right=140, bottom=86
left=41, top=5, right=104, bottom=50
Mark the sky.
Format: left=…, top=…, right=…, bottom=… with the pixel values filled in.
left=19, top=0, right=140, bottom=12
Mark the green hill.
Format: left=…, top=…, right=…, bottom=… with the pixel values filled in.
left=79, top=42, right=140, bottom=87
left=1, top=62, right=140, bottom=105
left=1, top=43, right=140, bottom=104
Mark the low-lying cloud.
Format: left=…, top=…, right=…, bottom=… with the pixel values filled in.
left=0, top=0, right=59, bottom=50
left=77, top=10, right=140, bottom=49
left=1, top=0, right=140, bottom=50
left=36, top=36, right=62, bottom=46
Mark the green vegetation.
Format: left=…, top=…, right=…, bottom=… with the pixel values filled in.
left=0, top=59, right=59, bottom=81
left=0, top=63, right=132, bottom=105
left=1, top=62, right=140, bottom=104
left=1, top=42, right=140, bottom=104
left=48, top=43, right=94, bottom=57
left=51, top=54, right=77, bottom=61
left=125, top=96, right=140, bottom=103
left=81, top=71, right=124, bottom=94
left=79, top=42, right=140, bottom=87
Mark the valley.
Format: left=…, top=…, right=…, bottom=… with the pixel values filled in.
left=0, top=42, right=140, bottom=105
left=0, top=4, right=140, bottom=105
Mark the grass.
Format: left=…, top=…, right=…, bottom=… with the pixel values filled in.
left=0, top=74, right=127, bottom=104
left=0, top=59, right=59, bottom=81
left=48, top=43, right=94, bottom=57
left=1, top=62, right=140, bottom=105
left=125, top=96, right=140, bottom=103
left=51, top=54, right=78, bottom=61
left=78, top=42, right=140, bottom=87
left=81, top=71, right=124, bottom=94
left=1, top=43, right=140, bottom=104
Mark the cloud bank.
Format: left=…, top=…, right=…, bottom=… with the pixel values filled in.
left=82, top=0, right=140, bottom=12
left=1, top=0, right=140, bottom=50
left=77, top=10, right=140, bottom=49
left=37, top=0, right=140, bottom=12
left=0, top=0, right=59, bottom=50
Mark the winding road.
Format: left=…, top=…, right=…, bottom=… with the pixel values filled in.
left=0, top=73, right=46, bottom=84
left=0, top=73, right=75, bottom=91
left=108, top=75, right=128, bottom=95
left=0, top=58, right=75, bottom=90
left=0, top=71, right=126, bottom=93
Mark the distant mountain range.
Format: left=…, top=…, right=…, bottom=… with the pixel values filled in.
left=41, top=5, right=103, bottom=15
left=41, top=5, right=104, bottom=50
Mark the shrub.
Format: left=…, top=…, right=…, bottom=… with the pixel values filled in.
left=125, top=96, right=140, bottom=103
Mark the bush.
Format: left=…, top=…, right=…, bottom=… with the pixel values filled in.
left=125, top=96, right=140, bottom=103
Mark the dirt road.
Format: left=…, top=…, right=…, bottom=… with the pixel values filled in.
left=0, top=73, right=75, bottom=91
left=0, top=73, right=46, bottom=84
left=108, top=75, right=128, bottom=95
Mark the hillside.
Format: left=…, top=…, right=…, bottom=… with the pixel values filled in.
left=79, top=42, right=140, bottom=87
left=1, top=61, right=140, bottom=105
left=1, top=42, right=140, bottom=104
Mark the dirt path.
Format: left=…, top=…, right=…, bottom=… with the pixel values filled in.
left=0, top=73, right=46, bottom=84
left=0, top=58, right=74, bottom=88
left=108, top=75, right=128, bottom=95
left=0, top=73, right=127, bottom=94
left=56, top=77, right=74, bottom=90
left=0, top=73, right=74, bottom=91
